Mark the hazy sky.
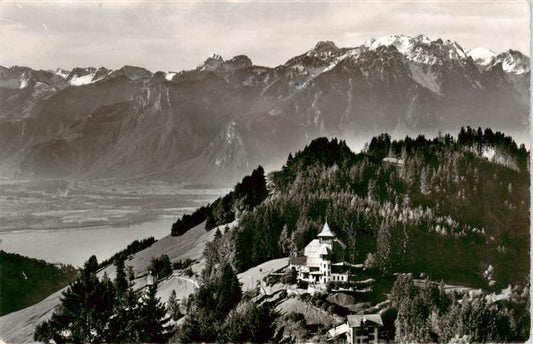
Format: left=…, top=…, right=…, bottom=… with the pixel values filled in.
left=1, top=1, right=530, bottom=72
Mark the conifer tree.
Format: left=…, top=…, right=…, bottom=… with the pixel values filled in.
left=420, top=166, right=431, bottom=195
left=114, top=258, right=128, bottom=298
left=137, top=282, right=170, bottom=343
left=34, top=255, right=115, bottom=343
left=216, top=264, right=242, bottom=318
left=167, top=289, right=181, bottom=321
left=376, top=225, right=391, bottom=271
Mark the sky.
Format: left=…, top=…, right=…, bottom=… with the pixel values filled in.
left=1, top=1, right=530, bottom=72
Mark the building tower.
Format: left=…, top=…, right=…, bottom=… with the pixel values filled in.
left=318, top=220, right=335, bottom=248
left=293, top=219, right=350, bottom=285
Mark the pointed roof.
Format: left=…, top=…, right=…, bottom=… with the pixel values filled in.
left=318, top=220, right=335, bottom=238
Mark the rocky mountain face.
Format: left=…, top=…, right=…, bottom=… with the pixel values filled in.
left=0, top=34, right=529, bottom=184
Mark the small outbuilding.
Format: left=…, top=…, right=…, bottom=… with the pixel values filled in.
left=328, top=313, right=383, bottom=344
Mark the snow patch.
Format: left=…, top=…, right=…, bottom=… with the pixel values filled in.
left=365, top=34, right=416, bottom=55
left=365, top=34, right=468, bottom=66
left=502, top=55, right=528, bottom=74
left=467, top=48, right=496, bottom=66
left=91, top=76, right=106, bottom=84
left=55, top=68, right=70, bottom=79
left=19, top=72, right=31, bottom=89
left=69, top=73, right=96, bottom=86
left=165, top=72, right=177, bottom=81
left=408, top=64, right=441, bottom=94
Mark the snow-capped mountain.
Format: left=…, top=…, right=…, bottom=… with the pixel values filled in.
left=66, top=67, right=98, bottom=86
left=467, top=47, right=497, bottom=67
left=468, top=48, right=530, bottom=74
left=497, top=50, right=530, bottom=74
left=0, top=35, right=529, bottom=183
left=0, top=66, right=66, bottom=90
left=195, top=54, right=253, bottom=78
left=365, top=34, right=469, bottom=64
left=63, top=66, right=151, bottom=86
left=55, top=68, right=70, bottom=79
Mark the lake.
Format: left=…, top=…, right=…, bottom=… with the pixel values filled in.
left=1, top=180, right=227, bottom=267
left=1, top=218, right=176, bottom=267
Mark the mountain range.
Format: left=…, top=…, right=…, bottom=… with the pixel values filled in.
left=1, top=34, right=529, bottom=183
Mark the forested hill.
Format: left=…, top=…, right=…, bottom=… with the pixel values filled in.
left=0, top=251, right=78, bottom=315
left=181, top=128, right=529, bottom=290
left=23, top=128, right=529, bottom=344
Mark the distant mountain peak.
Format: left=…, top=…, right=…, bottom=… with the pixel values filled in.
left=498, top=50, right=530, bottom=74
left=66, top=67, right=98, bottom=86
left=210, top=53, right=224, bottom=61
left=149, top=71, right=168, bottom=85
left=69, top=67, right=97, bottom=75
left=467, top=48, right=530, bottom=74
left=1, top=35, right=530, bottom=182
left=365, top=34, right=468, bottom=65
left=313, top=40, right=339, bottom=53
left=199, top=54, right=225, bottom=71
left=364, top=34, right=416, bottom=55
left=226, top=55, right=253, bottom=69
left=55, top=68, right=70, bottom=79
left=197, top=54, right=253, bottom=74
left=113, top=65, right=151, bottom=79
left=467, top=47, right=497, bottom=66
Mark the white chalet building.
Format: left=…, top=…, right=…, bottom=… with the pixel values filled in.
left=290, top=221, right=350, bottom=285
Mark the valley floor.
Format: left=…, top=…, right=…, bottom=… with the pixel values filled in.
left=1, top=179, right=227, bottom=232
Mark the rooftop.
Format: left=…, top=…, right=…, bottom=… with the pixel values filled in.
left=318, top=221, right=335, bottom=238
left=289, top=255, right=307, bottom=266
left=328, top=323, right=349, bottom=338
left=347, top=314, right=384, bottom=328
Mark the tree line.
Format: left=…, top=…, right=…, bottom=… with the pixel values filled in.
left=171, top=166, right=268, bottom=236
left=229, top=131, right=528, bottom=291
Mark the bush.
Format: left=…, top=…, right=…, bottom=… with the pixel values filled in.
left=282, top=268, right=298, bottom=285
left=222, top=302, right=276, bottom=343
left=98, top=237, right=155, bottom=268
left=149, top=255, right=172, bottom=279
left=184, top=267, right=194, bottom=278
left=297, top=280, right=309, bottom=289
left=173, top=259, right=194, bottom=270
